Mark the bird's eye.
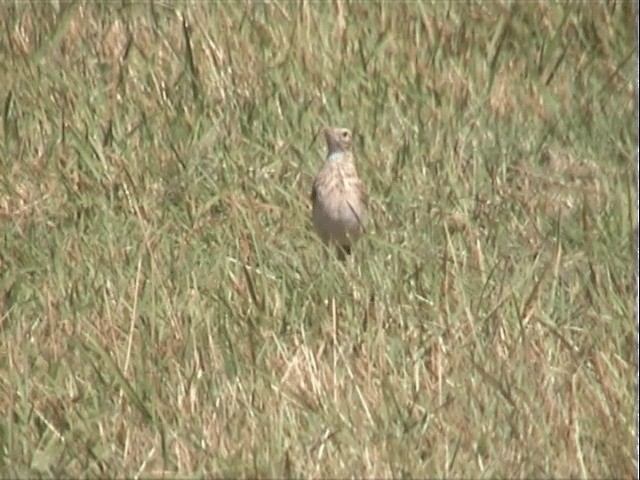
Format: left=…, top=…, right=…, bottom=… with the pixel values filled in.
left=342, top=131, right=349, bottom=139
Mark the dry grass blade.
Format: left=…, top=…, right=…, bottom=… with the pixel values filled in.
left=0, top=1, right=634, bottom=478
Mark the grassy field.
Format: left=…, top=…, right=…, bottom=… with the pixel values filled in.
left=0, top=1, right=637, bottom=477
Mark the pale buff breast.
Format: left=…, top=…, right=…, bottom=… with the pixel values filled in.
left=312, top=161, right=366, bottom=245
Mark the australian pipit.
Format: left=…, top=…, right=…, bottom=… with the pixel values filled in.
left=311, top=126, right=368, bottom=261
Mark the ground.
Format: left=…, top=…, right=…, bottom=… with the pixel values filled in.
left=0, top=1, right=636, bottom=477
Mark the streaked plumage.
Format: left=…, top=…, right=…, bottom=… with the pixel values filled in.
left=311, top=127, right=368, bottom=260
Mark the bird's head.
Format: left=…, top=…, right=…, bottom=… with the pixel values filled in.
left=324, top=127, right=353, bottom=155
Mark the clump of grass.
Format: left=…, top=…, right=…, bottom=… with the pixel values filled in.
left=0, top=1, right=635, bottom=477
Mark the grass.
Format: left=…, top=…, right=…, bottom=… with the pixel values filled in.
left=0, top=0, right=637, bottom=477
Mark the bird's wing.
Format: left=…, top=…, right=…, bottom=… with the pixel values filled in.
left=311, top=164, right=331, bottom=202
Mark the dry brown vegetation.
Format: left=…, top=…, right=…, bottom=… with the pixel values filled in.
left=0, top=1, right=636, bottom=477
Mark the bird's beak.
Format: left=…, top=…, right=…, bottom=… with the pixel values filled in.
left=322, top=126, right=334, bottom=143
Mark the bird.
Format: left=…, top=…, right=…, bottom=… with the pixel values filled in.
left=311, top=126, right=368, bottom=261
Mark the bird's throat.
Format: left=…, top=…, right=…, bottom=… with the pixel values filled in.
left=326, top=152, right=343, bottom=163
